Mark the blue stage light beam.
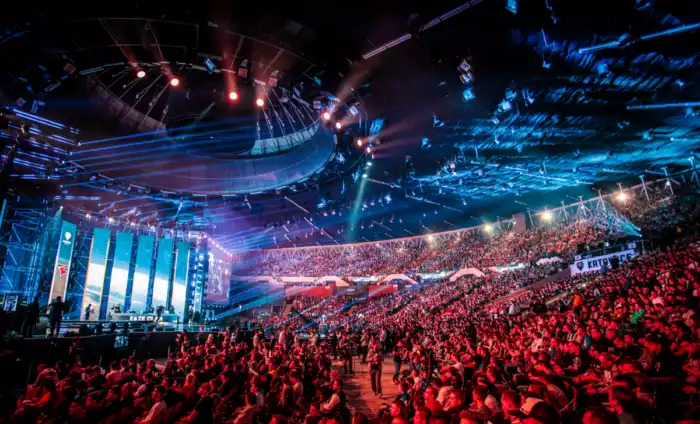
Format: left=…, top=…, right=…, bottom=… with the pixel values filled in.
left=76, top=115, right=255, bottom=150
left=579, top=21, right=700, bottom=53
left=627, top=100, right=700, bottom=110
left=72, top=125, right=257, bottom=165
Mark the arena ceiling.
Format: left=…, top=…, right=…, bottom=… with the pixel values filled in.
left=1, top=0, right=700, bottom=250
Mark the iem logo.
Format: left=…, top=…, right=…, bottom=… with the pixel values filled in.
left=62, top=231, right=73, bottom=246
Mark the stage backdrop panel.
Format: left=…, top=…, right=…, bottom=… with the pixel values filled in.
left=48, top=221, right=77, bottom=302
left=107, top=232, right=134, bottom=315
left=131, top=235, right=155, bottom=313
left=171, top=241, right=190, bottom=320
left=152, top=237, right=174, bottom=310
left=81, top=228, right=111, bottom=320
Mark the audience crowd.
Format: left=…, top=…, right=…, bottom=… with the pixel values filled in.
left=5, top=185, right=700, bottom=424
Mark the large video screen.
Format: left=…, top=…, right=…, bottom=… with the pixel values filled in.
left=204, top=252, right=231, bottom=305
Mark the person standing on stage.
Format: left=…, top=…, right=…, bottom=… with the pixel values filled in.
left=368, top=342, right=383, bottom=398
left=84, top=303, right=92, bottom=321
left=48, top=296, right=64, bottom=337
left=22, top=296, right=40, bottom=337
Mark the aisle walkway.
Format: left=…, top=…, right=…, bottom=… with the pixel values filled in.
left=337, top=357, right=401, bottom=418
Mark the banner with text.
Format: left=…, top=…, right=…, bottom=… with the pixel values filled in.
left=570, top=249, right=638, bottom=275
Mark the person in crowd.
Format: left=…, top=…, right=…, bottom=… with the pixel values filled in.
left=369, top=342, right=383, bottom=398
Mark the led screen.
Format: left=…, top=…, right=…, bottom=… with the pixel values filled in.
left=49, top=221, right=77, bottom=302
left=107, top=232, right=134, bottom=315
left=152, top=237, right=174, bottom=310
left=81, top=228, right=110, bottom=320
left=130, top=235, right=154, bottom=313
left=171, top=241, right=190, bottom=319
left=204, top=252, right=231, bottom=305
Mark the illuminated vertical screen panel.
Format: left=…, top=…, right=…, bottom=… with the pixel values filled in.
left=81, top=228, right=111, bottom=320
left=152, top=237, right=174, bottom=310
left=171, top=241, right=190, bottom=319
left=130, top=235, right=155, bottom=313
left=48, top=221, right=77, bottom=302
left=107, top=232, right=134, bottom=314
left=205, top=252, right=232, bottom=305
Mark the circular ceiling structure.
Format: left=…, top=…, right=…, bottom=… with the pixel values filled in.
left=2, top=0, right=700, bottom=250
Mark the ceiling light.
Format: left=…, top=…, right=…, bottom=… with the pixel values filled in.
left=137, top=70, right=146, bottom=79
left=170, top=77, right=180, bottom=87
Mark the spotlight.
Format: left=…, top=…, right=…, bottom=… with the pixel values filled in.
left=462, top=88, right=476, bottom=102
left=366, top=146, right=372, bottom=153
left=541, top=211, right=553, bottom=221
left=256, top=98, right=264, bottom=107
left=498, top=100, right=512, bottom=112
left=137, top=70, right=146, bottom=79
left=459, top=72, right=473, bottom=85
left=357, top=139, right=363, bottom=147
left=170, top=77, right=180, bottom=87
left=427, top=235, right=434, bottom=242
left=108, top=217, right=115, bottom=223
left=367, top=161, right=373, bottom=166
left=85, top=213, right=91, bottom=219
left=617, top=192, right=628, bottom=202
left=362, top=173, right=368, bottom=178
left=484, top=223, right=493, bottom=233
left=335, top=122, right=342, bottom=129
left=228, top=91, right=239, bottom=101
left=323, top=112, right=332, bottom=121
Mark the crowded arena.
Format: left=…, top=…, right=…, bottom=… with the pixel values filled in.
left=2, top=1, right=700, bottom=424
